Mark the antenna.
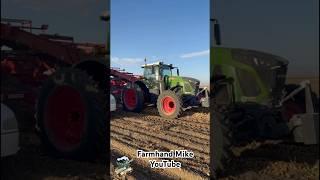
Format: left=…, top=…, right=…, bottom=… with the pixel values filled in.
left=144, top=57, right=147, bottom=65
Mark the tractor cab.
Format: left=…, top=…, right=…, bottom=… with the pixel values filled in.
left=141, top=61, right=181, bottom=91
left=142, top=61, right=179, bottom=81
left=141, top=60, right=205, bottom=100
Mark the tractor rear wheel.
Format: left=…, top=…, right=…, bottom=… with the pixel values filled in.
left=36, top=68, right=106, bottom=160
left=122, top=86, right=144, bottom=113
left=157, top=90, right=183, bottom=119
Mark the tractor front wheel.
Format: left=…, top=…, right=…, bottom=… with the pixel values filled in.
left=157, top=90, right=183, bottom=119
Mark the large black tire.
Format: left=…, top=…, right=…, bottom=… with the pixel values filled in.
left=35, top=68, right=106, bottom=160
left=211, top=108, right=234, bottom=179
left=157, top=90, right=183, bottom=119
left=122, top=86, right=144, bottom=113
left=211, top=79, right=237, bottom=178
left=135, top=81, right=151, bottom=103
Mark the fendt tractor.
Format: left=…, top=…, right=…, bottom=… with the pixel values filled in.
left=1, top=16, right=109, bottom=159
left=211, top=19, right=319, bottom=178
left=112, top=61, right=209, bottom=119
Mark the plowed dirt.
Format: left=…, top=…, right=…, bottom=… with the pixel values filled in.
left=2, top=103, right=318, bottom=180
left=110, top=107, right=319, bottom=180
left=110, top=107, right=210, bottom=180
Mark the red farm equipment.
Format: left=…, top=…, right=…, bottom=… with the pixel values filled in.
left=1, top=18, right=108, bottom=159
left=109, top=67, right=146, bottom=112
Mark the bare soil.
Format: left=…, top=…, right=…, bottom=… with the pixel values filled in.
left=2, top=103, right=318, bottom=180
left=221, top=141, right=319, bottom=180
left=110, top=107, right=210, bottom=180
left=111, top=107, right=319, bottom=180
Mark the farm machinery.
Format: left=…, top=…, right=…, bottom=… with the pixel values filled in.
left=110, top=61, right=209, bottom=119
left=211, top=19, right=319, bottom=178
left=1, top=18, right=108, bottom=159
left=1, top=103, right=20, bottom=157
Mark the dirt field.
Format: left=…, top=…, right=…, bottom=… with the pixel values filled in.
left=221, top=141, right=319, bottom=180
left=111, top=107, right=319, bottom=180
left=110, top=107, right=210, bottom=179
left=2, top=102, right=318, bottom=180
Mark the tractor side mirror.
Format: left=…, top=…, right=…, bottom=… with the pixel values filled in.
left=176, top=69, right=180, bottom=76
left=212, top=19, right=221, bottom=45
left=100, top=11, right=110, bottom=21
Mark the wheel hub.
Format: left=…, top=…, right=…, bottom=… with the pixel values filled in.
left=45, top=85, right=86, bottom=151
left=124, top=88, right=137, bottom=110
left=162, top=96, right=176, bottom=115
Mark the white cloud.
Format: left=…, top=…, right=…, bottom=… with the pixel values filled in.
left=111, top=56, right=144, bottom=66
left=180, top=49, right=209, bottom=59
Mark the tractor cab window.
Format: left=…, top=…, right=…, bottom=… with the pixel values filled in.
left=143, top=66, right=156, bottom=79
left=161, top=66, right=172, bottom=77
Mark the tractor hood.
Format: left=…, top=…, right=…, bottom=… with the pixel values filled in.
left=181, top=77, right=200, bottom=94
left=181, top=77, right=200, bottom=85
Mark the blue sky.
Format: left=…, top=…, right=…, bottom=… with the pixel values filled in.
left=111, top=0, right=210, bottom=86
left=212, top=0, right=319, bottom=77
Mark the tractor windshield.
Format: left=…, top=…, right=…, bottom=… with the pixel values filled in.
left=161, top=66, right=172, bottom=77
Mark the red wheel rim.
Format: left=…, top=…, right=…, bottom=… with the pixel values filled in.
left=123, top=89, right=137, bottom=110
left=45, top=85, right=86, bottom=151
left=162, top=96, right=176, bottom=115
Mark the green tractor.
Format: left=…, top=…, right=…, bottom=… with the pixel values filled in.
left=211, top=19, right=319, bottom=178
left=122, top=61, right=209, bottom=119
